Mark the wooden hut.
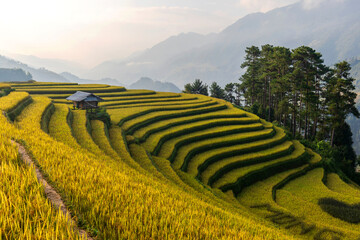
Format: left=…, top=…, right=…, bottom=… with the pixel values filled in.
left=66, top=91, right=104, bottom=109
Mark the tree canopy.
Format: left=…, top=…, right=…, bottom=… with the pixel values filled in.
left=183, top=79, right=208, bottom=96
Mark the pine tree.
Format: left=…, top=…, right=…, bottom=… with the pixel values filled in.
left=183, top=79, right=208, bottom=96
left=291, top=46, right=326, bottom=139
left=209, top=82, right=225, bottom=99
left=224, top=83, right=235, bottom=103
left=326, top=61, right=360, bottom=146
left=240, top=46, right=261, bottom=106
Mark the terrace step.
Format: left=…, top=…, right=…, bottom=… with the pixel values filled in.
left=128, top=143, right=168, bottom=181
left=276, top=168, right=360, bottom=237
left=102, top=96, right=198, bottom=108
left=216, top=141, right=309, bottom=194
left=48, top=104, right=81, bottom=149
left=71, top=110, right=105, bottom=156
left=106, top=99, right=211, bottom=110
left=14, top=96, right=53, bottom=132
left=42, top=89, right=156, bottom=99
left=108, top=126, right=146, bottom=172
left=0, top=92, right=33, bottom=121
left=16, top=86, right=126, bottom=94
left=145, top=120, right=264, bottom=155
left=177, top=126, right=288, bottom=174
left=157, top=124, right=264, bottom=160
left=132, top=107, right=248, bottom=140
left=325, top=172, right=360, bottom=197
left=121, top=101, right=226, bottom=133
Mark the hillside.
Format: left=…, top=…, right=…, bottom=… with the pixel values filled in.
left=86, top=0, right=360, bottom=87
left=0, top=55, right=69, bottom=82
left=6, top=53, right=86, bottom=76
left=350, top=59, right=360, bottom=91
left=0, top=68, right=32, bottom=82
left=129, top=77, right=181, bottom=93
left=1, top=82, right=360, bottom=239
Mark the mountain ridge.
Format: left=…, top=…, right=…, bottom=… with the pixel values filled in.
left=85, top=0, right=360, bottom=87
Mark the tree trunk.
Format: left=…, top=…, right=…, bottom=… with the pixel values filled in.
left=331, top=127, right=335, bottom=147
left=268, top=78, right=271, bottom=122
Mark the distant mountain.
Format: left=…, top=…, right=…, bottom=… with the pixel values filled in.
left=346, top=59, right=360, bottom=154
left=8, top=54, right=86, bottom=76
left=129, top=77, right=181, bottom=93
left=347, top=102, right=360, bottom=155
left=86, top=0, right=360, bottom=88
left=60, top=72, right=126, bottom=87
left=85, top=32, right=215, bottom=87
left=0, top=55, right=69, bottom=82
left=350, top=59, right=360, bottom=91
left=0, top=68, right=32, bottom=82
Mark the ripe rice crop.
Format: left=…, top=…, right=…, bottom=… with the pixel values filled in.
left=3, top=95, right=294, bottom=239
left=54, top=92, right=181, bottom=103
left=175, top=126, right=287, bottom=174
left=0, top=83, right=11, bottom=89
left=16, top=86, right=126, bottom=94
left=0, top=99, right=81, bottom=239
left=0, top=91, right=29, bottom=112
left=102, top=96, right=198, bottom=107
left=90, top=120, right=122, bottom=161
left=238, top=164, right=310, bottom=206
left=128, top=143, right=168, bottom=181
left=33, top=89, right=156, bottom=99
left=132, top=109, right=248, bottom=140
left=120, top=101, right=223, bottom=132
left=14, top=84, right=110, bottom=89
left=10, top=82, right=77, bottom=87
left=157, top=124, right=264, bottom=159
left=105, top=99, right=211, bottom=110
left=326, top=173, right=360, bottom=197
left=108, top=126, right=146, bottom=172
left=6, top=82, right=360, bottom=239
left=211, top=140, right=305, bottom=189
left=48, top=104, right=81, bottom=149
left=143, top=120, right=264, bottom=155
left=276, top=168, right=360, bottom=238
left=71, top=110, right=105, bottom=156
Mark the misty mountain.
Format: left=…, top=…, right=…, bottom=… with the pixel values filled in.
left=347, top=102, right=360, bottom=155
left=0, top=68, right=32, bottom=82
left=345, top=58, right=360, bottom=154
left=87, top=32, right=213, bottom=87
left=129, top=77, right=181, bottom=93
left=60, top=72, right=126, bottom=87
left=86, top=0, right=360, bottom=88
left=350, top=58, right=360, bottom=91
left=0, top=55, right=69, bottom=83
left=7, top=54, right=87, bottom=76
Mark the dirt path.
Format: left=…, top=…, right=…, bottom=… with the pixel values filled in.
left=13, top=140, right=94, bottom=240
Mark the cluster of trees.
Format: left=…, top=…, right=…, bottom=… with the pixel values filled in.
left=183, top=79, right=242, bottom=105
left=183, top=45, right=360, bottom=177
left=238, top=45, right=358, bottom=148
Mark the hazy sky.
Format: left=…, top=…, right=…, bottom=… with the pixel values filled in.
left=0, top=0, right=302, bottom=67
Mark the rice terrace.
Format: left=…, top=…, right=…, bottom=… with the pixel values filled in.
left=0, top=81, right=359, bottom=240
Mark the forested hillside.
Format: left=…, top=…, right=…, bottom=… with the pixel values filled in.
left=184, top=45, right=360, bottom=183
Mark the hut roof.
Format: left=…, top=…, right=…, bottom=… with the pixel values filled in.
left=66, top=91, right=104, bottom=102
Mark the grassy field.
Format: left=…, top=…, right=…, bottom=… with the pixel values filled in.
left=1, top=82, right=360, bottom=239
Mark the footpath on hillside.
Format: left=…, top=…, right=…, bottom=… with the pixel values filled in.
left=12, top=140, right=94, bottom=240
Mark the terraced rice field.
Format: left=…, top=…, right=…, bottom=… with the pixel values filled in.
left=1, top=82, right=359, bottom=239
